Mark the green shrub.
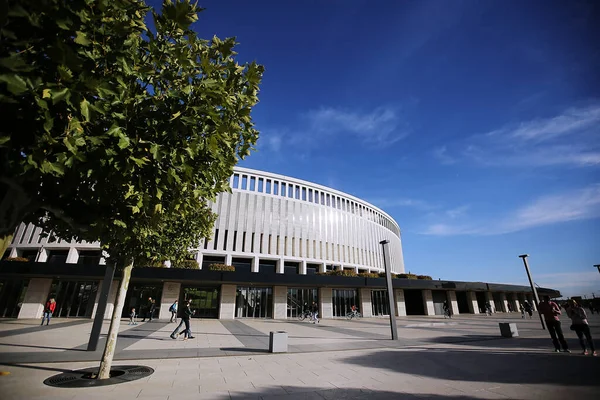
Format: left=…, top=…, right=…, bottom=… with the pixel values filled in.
left=209, top=263, right=235, bottom=272
left=417, top=275, right=432, bottom=280
left=317, top=270, right=358, bottom=277
left=378, top=272, right=398, bottom=279
left=397, top=273, right=418, bottom=279
left=358, top=272, right=380, bottom=278
left=173, top=260, right=199, bottom=269
left=5, top=257, right=30, bottom=262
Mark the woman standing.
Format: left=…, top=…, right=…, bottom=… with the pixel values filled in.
left=41, top=298, right=56, bottom=326
left=566, top=299, right=596, bottom=356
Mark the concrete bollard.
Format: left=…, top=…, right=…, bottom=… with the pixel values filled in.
left=269, top=331, right=288, bottom=353
left=499, top=322, right=519, bottom=338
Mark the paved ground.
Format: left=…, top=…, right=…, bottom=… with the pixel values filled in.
left=0, top=313, right=599, bottom=399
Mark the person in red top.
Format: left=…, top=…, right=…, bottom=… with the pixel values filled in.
left=41, top=298, right=56, bottom=326
left=538, top=295, right=570, bottom=353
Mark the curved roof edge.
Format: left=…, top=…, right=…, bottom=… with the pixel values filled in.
left=234, top=166, right=401, bottom=234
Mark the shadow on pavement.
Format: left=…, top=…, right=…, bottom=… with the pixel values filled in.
left=227, top=387, right=524, bottom=399
left=425, top=335, right=597, bottom=351
left=0, top=362, right=72, bottom=374
left=0, top=343, right=87, bottom=352
left=339, top=348, right=600, bottom=386
left=219, top=347, right=269, bottom=353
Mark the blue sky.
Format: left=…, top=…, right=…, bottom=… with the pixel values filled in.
left=153, top=1, right=599, bottom=297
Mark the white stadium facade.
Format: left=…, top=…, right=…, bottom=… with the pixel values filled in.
left=1, top=167, right=556, bottom=321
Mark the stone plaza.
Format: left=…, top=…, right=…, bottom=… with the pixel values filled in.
left=0, top=313, right=598, bottom=399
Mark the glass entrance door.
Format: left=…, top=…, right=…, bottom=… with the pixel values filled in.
left=180, top=286, right=220, bottom=318
left=287, top=288, right=318, bottom=318
left=50, top=280, right=99, bottom=318
left=235, top=287, right=273, bottom=318
left=371, top=290, right=390, bottom=316
left=332, top=289, right=359, bottom=317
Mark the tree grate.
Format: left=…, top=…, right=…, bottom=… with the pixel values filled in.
left=43, top=365, right=154, bottom=388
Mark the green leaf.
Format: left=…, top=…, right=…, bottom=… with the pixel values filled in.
left=154, top=203, right=162, bottom=213
left=74, top=31, right=91, bottom=46
left=0, top=74, right=27, bottom=95
left=43, top=116, right=54, bottom=133
left=80, top=99, right=90, bottom=121
left=51, top=87, right=70, bottom=104
left=0, top=136, right=10, bottom=146
left=42, top=89, right=51, bottom=98
left=117, top=134, right=130, bottom=149
left=75, top=137, right=86, bottom=147
left=170, top=111, right=181, bottom=121
left=113, top=220, right=127, bottom=228
left=130, top=156, right=147, bottom=167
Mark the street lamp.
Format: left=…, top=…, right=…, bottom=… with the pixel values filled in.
left=380, top=240, right=398, bottom=340
left=518, top=254, right=545, bottom=330
left=594, top=265, right=600, bottom=274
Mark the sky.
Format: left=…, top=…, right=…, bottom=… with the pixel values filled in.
left=150, top=0, right=599, bottom=298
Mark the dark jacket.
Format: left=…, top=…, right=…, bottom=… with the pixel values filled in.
left=182, top=304, right=193, bottom=320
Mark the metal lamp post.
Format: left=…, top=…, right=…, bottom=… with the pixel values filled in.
left=380, top=240, right=398, bottom=340
left=518, top=254, right=545, bottom=330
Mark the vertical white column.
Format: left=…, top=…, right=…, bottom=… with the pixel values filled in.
left=319, top=263, right=326, bottom=273
left=359, top=288, right=372, bottom=318
left=467, top=291, right=479, bottom=314
left=447, top=291, right=460, bottom=315
left=8, top=247, right=18, bottom=258
left=219, top=284, right=237, bottom=319
left=37, top=248, right=48, bottom=262
left=299, top=260, right=307, bottom=275
left=319, top=287, right=332, bottom=319
left=395, top=289, right=407, bottom=316
left=276, top=258, right=284, bottom=274
left=499, top=293, right=509, bottom=312
left=91, top=279, right=119, bottom=319
left=17, top=278, right=53, bottom=319
left=196, top=252, right=203, bottom=270
left=251, top=256, right=259, bottom=273
left=225, top=254, right=233, bottom=266
left=158, top=282, right=181, bottom=320
left=422, top=290, right=435, bottom=316
left=273, top=286, right=287, bottom=320
left=66, top=247, right=79, bottom=264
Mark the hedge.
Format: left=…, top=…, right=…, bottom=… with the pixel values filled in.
left=397, top=273, right=418, bottom=279
left=317, top=270, right=358, bottom=277
left=417, top=275, right=433, bottom=280
left=173, top=260, right=200, bottom=269
left=209, top=264, right=235, bottom=272
left=358, top=272, right=380, bottom=278
left=5, top=257, right=30, bottom=262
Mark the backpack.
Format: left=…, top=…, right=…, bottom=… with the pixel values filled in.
left=169, top=303, right=176, bottom=312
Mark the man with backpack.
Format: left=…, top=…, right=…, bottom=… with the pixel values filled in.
left=169, top=300, right=178, bottom=323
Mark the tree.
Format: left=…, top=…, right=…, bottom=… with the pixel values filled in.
left=0, top=0, right=263, bottom=378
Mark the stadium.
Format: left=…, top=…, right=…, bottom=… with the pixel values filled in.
left=1, top=167, right=556, bottom=321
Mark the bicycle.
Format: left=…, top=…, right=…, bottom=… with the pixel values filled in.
left=346, top=310, right=362, bottom=320
left=297, top=309, right=312, bottom=321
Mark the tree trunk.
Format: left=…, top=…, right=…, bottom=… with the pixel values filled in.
left=0, top=234, right=13, bottom=259
left=97, top=260, right=133, bottom=379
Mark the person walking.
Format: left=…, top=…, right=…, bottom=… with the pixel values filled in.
left=142, top=297, right=155, bottom=322
left=520, top=303, right=526, bottom=319
left=41, top=298, right=56, bottom=326
left=310, top=301, right=319, bottom=324
left=566, top=299, right=597, bottom=356
left=170, top=299, right=195, bottom=340
left=524, top=301, right=533, bottom=319
left=169, top=300, right=178, bottom=323
left=538, top=296, right=570, bottom=353
left=443, top=300, right=452, bottom=319
left=485, top=302, right=493, bottom=316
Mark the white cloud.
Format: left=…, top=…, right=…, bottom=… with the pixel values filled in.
left=445, top=205, right=469, bottom=219
left=432, top=146, right=456, bottom=165
left=435, top=104, right=600, bottom=168
left=305, top=106, right=409, bottom=146
left=420, top=184, right=600, bottom=236
left=369, top=197, right=436, bottom=211
left=536, top=271, right=600, bottom=298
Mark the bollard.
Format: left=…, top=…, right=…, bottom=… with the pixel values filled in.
left=269, top=331, right=288, bottom=353
left=499, top=322, right=519, bottom=338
